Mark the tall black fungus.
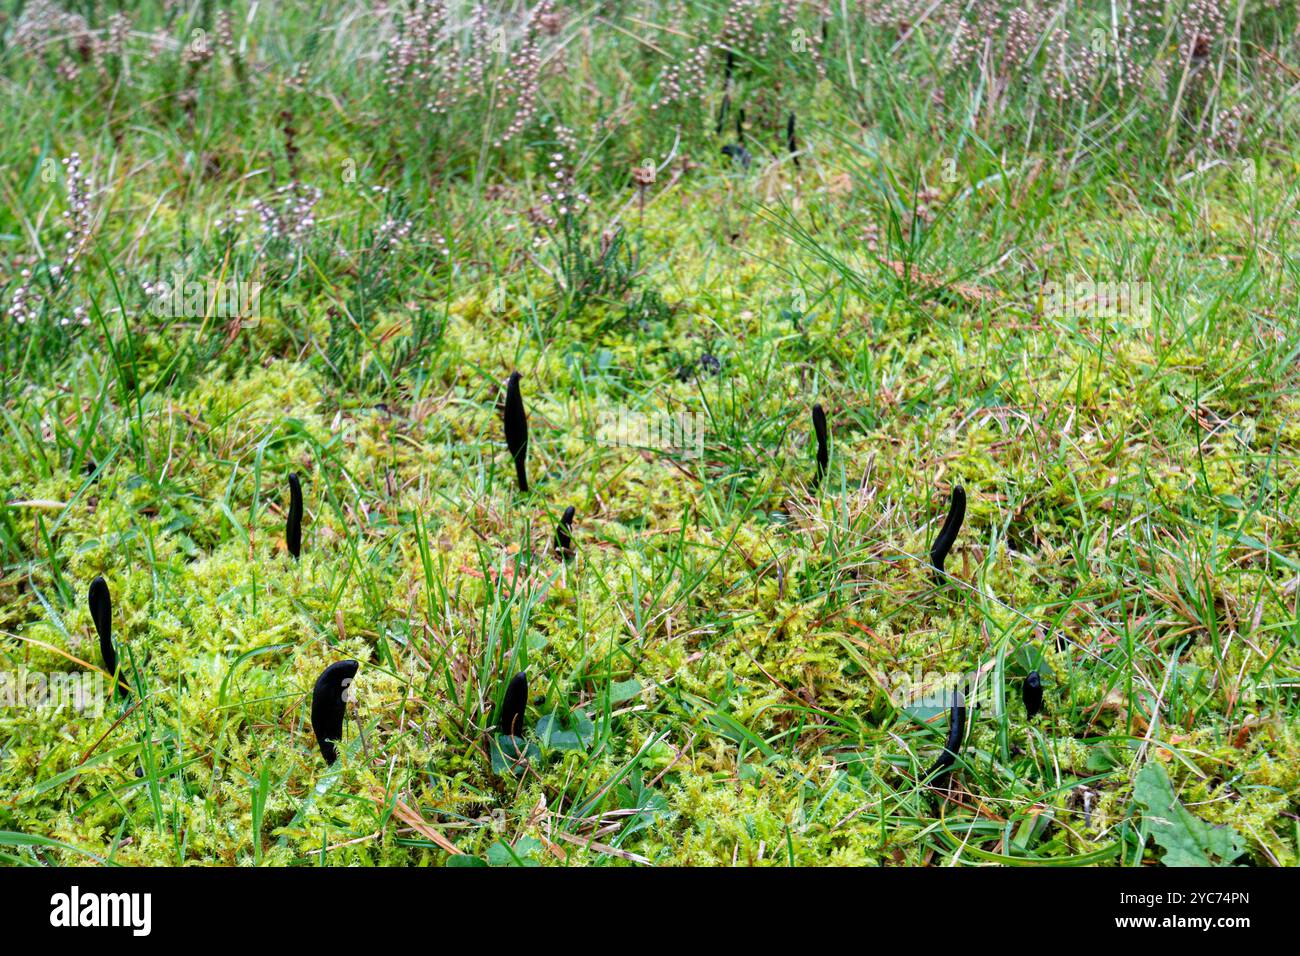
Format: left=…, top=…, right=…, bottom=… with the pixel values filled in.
left=287, top=472, right=303, bottom=559
left=930, top=485, right=966, bottom=579
left=311, top=660, right=359, bottom=765
left=555, top=506, right=576, bottom=561
left=787, top=112, right=799, bottom=168
left=88, top=576, right=126, bottom=696
left=812, top=403, right=829, bottom=486
left=497, top=671, right=528, bottom=738
left=925, top=686, right=966, bottom=781
left=1023, top=670, right=1043, bottom=718
left=503, top=372, right=529, bottom=492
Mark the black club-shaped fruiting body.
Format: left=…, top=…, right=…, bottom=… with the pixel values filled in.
left=812, top=403, right=829, bottom=486
left=555, top=506, right=576, bottom=560
left=925, top=686, right=966, bottom=781
left=311, top=660, right=359, bottom=765
left=88, top=576, right=127, bottom=697
left=1024, top=670, right=1043, bottom=718
left=287, top=472, right=303, bottom=559
left=787, top=112, right=799, bottom=168
left=721, top=143, right=752, bottom=169
left=503, top=372, right=529, bottom=492
left=930, top=485, right=966, bottom=579
left=498, top=671, right=528, bottom=738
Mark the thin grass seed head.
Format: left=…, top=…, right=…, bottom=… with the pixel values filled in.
left=311, top=660, right=359, bottom=765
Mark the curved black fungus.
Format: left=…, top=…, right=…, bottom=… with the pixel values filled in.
left=503, top=371, right=529, bottom=492
left=699, top=353, right=721, bottom=375
left=929, top=485, right=967, bottom=579
left=555, top=506, right=576, bottom=560
left=286, top=472, right=303, bottom=559
left=787, top=112, right=799, bottom=168
left=925, top=687, right=966, bottom=781
left=88, top=576, right=126, bottom=697
left=498, top=671, right=528, bottom=738
left=1024, top=670, right=1043, bottom=718
left=812, top=403, right=829, bottom=486
left=311, top=660, right=359, bottom=765
left=721, top=143, right=752, bottom=169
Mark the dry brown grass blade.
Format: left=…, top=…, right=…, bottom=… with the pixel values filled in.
left=372, top=785, right=463, bottom=855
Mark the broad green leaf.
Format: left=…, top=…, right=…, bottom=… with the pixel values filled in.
left=1134, top=762, right=1245, bottom=867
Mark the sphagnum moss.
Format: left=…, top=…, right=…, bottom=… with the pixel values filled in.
left=0, top=0, right=1296, bottom=869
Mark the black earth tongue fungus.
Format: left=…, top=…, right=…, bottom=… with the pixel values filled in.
left=787, top=112, right=799, bottom=168
left=311, top=660, right=359, bottom=765
left=1023, top=670, right=1043, bottom=718
left=555, top=506, right=576, bottom=560
left=812, top=403, right=829, bottom=486
left=503, top=371, right=529, bottom=492
left=929, top=485, right=967, bottom=581
left=286, top=472, right=303, bottom=559
left=88, top=576, right=128, bottom=697
left=721, top=143, right=752, bottom=170
left=497, top=671, right=528, bottom=738
left=925, top=686, right=966, bottom=783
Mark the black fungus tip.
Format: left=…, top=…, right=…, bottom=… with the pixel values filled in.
left=721, top=143, right=752, bottom=170
left=787, top=112, right=800, bottom=168
left=1024, top=670, right=1043, bottom=719
left=287, top=472, right=303, bottom=559
left=498, top=671, right=529, bottom=738
left=555, top=505, right=576, bottom=560
left=88, top=576, right=127, bottom=696
left=812, top=403, right=829, bottom=485
left=311, top=660, right=360, bottom=765
left=929, top=485, right=967, bottom=579
left=503, top=372, right=529, bottom=492
left=925, top=687, right=966, bottom=782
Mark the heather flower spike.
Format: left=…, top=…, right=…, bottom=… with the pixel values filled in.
left=498, top=671, right=528, bottom=737
left=89, top=576, right=127, bottom=696
left=812, top=403, right=829, bottom=486
left=311, top=660, right=359, bottom=765
left=555, top=505, right=576, bottom=560
left=503, top=371, right=529, bottom=492
left=286, top=472, right=303, bottom=559
left=930, top=485, right=966, bottom=579
left=925, top=686, right=965, bottom=781
left=1024, top=670, right=1043, bottom=718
